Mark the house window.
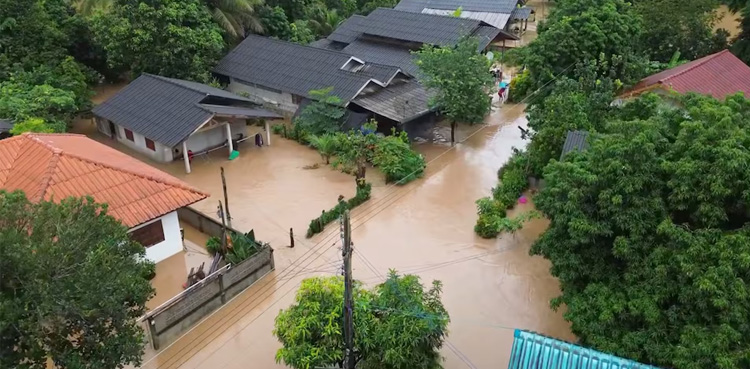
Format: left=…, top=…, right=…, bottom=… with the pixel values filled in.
left=125, top=129, right=134, bottom=141
left=145, top=138, right=156, bottom=151
left=129, top=219, right=165, bottom=247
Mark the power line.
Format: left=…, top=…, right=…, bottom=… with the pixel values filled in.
left=145, top=62, right=576, bottom=369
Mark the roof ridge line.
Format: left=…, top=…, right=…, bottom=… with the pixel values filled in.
left=375, top=7, right=481, bottom=25
left=660, top=50, right=729, bottom=83
left=145, top=74, right=207, bottom=95
left=247, top=34, right=365, bottom=60
left=25, top=134, right=208, bottom=198
left=24, top=135, right=63, bottom=201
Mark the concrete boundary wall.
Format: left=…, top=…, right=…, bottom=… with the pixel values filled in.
left=144, top=207, right=275, bottom=349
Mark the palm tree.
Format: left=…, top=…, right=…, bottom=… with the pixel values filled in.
left=207, top=0, right=265, bottom=39
left=309, top=134, right=340, bottom=165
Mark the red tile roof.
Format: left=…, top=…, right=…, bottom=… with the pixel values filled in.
left=0, top=133, right=208, bottom=228
left=625, top=50, right=750, bottom=100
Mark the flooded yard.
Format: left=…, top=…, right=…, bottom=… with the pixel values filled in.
left=100, top=102, right=575, bottom=369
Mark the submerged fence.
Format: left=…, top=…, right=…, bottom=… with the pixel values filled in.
left=142, top=207, right=275, bottom=350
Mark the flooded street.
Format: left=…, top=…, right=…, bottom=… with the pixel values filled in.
left=110, top=102, right=574, bottom=369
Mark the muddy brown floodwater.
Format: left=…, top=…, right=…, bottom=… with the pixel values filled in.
left=104, top=101, right=575, bottom=369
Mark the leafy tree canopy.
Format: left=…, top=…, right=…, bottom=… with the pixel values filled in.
left=414, top=36, right=493, bottom=125
left=274, top=271, right=449, bottom=369
left=532, top=93, right=750, bottom=369
left=91, top=0, right=226, bottom=82
left=0, top=190, right=155, bottom=369
left=294, top=87, right=347, bottom=136
left=513, top=0, right=646, bottom=97
left=636, top=0, right=728, bottom=62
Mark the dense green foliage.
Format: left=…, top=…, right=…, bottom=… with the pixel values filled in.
left=732, top=4, right=750, bottom=63
left=532, top=93, right=750, bottom=369
left=525, top=73, right=616, bottom=176
left=511, top=0, right=646, bottom=99
left=372, top=130, right=426, bottom=184
left=274, top=272, right=449, bottom=369
left=0, top=0, right=94, bottom=130
left=306, top=182, right=371, bottom=237
left=0, top=191, right=154, bottom=369
left=293, top=87, right=347, bottom=137
left=474, top=151, right=534, bottom=238
left=414, top=37, right=493, bottom=142
left=91, top=0, right=226, bottom=82
left=636, top=0, right=728, bottom=63
left=205, top=231, right=268, bottom=264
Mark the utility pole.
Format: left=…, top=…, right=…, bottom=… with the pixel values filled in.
left=340, top=210, right=355, bottom=369
left=221, top=167, right=232, bottom=227
left=218, top=200, right=228, bottom=254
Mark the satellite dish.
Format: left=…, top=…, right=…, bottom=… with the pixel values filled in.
left=486, top=51, right=494, bottom=61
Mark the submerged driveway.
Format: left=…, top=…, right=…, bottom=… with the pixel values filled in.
left=109, top=103, right=574, bottom=369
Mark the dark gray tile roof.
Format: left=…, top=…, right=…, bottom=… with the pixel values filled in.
left=342, top=40, right=419, bottom=76
left=328, top=15, right=368, bottom=44
left=510, top=6, right=532, bottom=20
left=200, top=105, right=281, bottom=119
left=350, top=8, right=490, bottom=47
left=214, top=35, right=401, bottom=103
left=352, top=81, right=433, bottom=123
left=560, top=130, right=590, bottom=159
left=0, top=119, right=13, bottom=133
left=396, top=0, right=518, bottom=14
left=92, top=74, right=272, bottom=147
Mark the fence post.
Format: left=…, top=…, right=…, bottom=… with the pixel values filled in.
left=148, top=317, right=160, bottom=350
left=219, top=270, right=227, bottom=305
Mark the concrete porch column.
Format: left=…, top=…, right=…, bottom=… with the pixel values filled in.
left=182, top=141, right=191, bottom=174
left=225, top=123, right=234, bottom=154
left=265, top=120, right=271, bottom=146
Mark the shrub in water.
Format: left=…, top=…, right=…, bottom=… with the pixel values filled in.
left=373, top=134, right=426, bottom=185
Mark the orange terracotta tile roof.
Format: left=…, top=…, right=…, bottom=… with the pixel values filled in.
left=0, top=133, right=209, bottom=228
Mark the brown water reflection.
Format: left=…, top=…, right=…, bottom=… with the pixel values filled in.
left=118, top=102, right=573, bottom=369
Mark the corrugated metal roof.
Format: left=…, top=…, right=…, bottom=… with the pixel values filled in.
left=92, top=74, right=265, bottom=147
left=560, top=130, right=589, bottom=159
left=396, top=0, right=519, bottom=14
left=511, top=6, right=532, bottom=20
left=352, top=80, right=433, bottom=122
left=214, top=35, right=400, bottom=104
left=509, top=330, right=660, bottom=369
left=199, top=104, right=282, bottom=119
left=422, top=8, right=511, bottom=30
left=0, top=133, right=208, bottom=228
left=626, top=50, right=750, bottom=100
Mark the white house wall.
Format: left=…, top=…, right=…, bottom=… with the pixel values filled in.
left=98, top=119, right=173, bottom=162
left=228, top=78, right=298, bottom=113
left=133, top=211, right=183, bottom=263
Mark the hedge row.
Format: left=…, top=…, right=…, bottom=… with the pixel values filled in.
left=474, top=150, right=532, bottom=238
left=306, top=182, right=372, bottom=238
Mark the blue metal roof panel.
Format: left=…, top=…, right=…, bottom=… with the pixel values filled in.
left=509, top=330, right=660, bottom=369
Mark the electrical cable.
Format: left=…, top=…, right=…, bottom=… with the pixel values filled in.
left=143, top=62, right=576, bottom=369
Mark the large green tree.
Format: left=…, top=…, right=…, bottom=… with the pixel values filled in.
left=636, top=0, right=727, bottom=62
left=513, top=0, right=646, bottom=99
left=532, top=93, right=750, bottom=369
left=91, top=0, right=226, bottom=82
left=274, top=271, right=449, bottom=369
left=206, top=0, right=264, bottom=39
left=0, top=191, right=155, bottom=369
left=732, top=3, right=750, bottom=63
left=414, top=36, right=493, bottom=144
